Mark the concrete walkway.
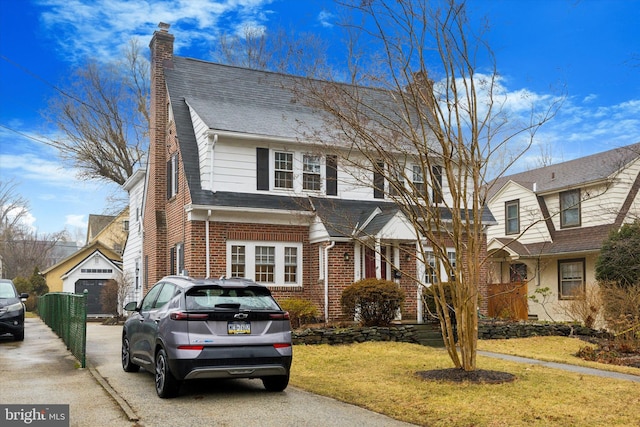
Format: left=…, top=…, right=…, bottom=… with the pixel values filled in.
left=478, top=350, right=640, bottom=383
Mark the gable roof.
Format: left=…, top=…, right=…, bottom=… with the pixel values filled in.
left=487, top=142, right=640, bottom=200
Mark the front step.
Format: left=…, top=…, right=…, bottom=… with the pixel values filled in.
left=411, top=323, right=445, bottom=347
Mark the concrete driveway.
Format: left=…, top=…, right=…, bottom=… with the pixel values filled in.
left=2, top=317, right=417, bottom=427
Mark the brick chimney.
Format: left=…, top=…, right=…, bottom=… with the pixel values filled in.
left=143, top=23, right=174, bottom=289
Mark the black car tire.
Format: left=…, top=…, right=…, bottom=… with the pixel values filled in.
left=155, top=348, right=180, bottom=398
left=122, top=335, right=140, bottom=372
left=13, top=329, right=24, bottom=341
left=262, top=374, right=289, bottom=392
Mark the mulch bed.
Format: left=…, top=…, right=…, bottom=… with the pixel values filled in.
left=416, top=368, right=517, bottom=384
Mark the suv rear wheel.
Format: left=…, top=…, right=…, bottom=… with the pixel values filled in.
left=155, top=348, right=180, bottom=398
left=262, top=374, right=289, bottom=392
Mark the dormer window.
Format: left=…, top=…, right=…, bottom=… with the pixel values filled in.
left=560, top=189, right=580, bottom=228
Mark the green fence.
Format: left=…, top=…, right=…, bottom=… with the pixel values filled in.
left=38, top=291, right=88, bottom=368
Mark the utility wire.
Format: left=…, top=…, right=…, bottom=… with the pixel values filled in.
left=0, top=123, right=58, bottom=148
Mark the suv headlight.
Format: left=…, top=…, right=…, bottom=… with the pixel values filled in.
left=5, top=302, right=23, bottom=313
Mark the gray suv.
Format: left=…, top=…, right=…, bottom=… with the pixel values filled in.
left=122, top=276, right=292, bottom=398
left=0, top=279, right=29, bottom=341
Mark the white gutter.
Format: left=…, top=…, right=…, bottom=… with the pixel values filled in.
left=324, top=241, right=336, bottom=323
left=205, top=209, right=211, bottom=278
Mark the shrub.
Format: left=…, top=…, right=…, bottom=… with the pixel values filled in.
left=599, top=281, right=640, bottom=343
left=279, top=298, right=319, bottom=329
left=341, top=278, right=405, bottom=327
left=422, top=283, right=453, bottom=321
left=559, top=284, right=602, bottom=328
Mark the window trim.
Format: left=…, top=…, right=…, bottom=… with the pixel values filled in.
left=226, top=241, right=303, bottom=286
left=303, top=154, right=322, bottom=191
left=558, top=258, right=586, bottom=300
left=274, top=151, right=294, bottom=189
left=505, top=199, right=520, bottom=235
left=560, top=189, right=581, bottom=228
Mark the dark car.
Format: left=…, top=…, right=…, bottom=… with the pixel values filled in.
left=122, top=276, right=292, bottom=398
left=0, top=279, right=29, bottom=341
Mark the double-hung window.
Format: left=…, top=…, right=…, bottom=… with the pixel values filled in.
left=560, top=189, right=580, bottom=228
left=412, top=165, right=426, bottom=197
left=425, top=251, right=437, bottom=284
left=284, top=247, right=298, bottom=283
left=303, top=155, right=321, bottom=191
left=505, top=200, right=520, bottom=235
left=274, top=152, right=293, bottom=189
left=230, top=245, right=246, bottom=278
left=167, top=154, right=179, bottom=199
left=447, top=250, right=456, bottom=282
left=558, top=259, right=585, bottom=299
left=255, top=246, right=276, bottom=282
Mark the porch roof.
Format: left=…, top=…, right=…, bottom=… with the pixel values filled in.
left=492, top=224, right=615, bottom=258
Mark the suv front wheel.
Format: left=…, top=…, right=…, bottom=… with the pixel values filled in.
left=155, top=348, right=180, bottom=398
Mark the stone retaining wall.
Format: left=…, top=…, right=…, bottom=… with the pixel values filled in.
left=478, top=321, right=609, bottom=340
left=292, top=321, right=608, bottom=346
left=293, top=325, right=419, bottom=345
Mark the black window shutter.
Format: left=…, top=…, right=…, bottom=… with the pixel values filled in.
left=169, top=247, right=176, bottom=275
left=256, top=148, right=269, bottom=190
left=326, top=155, right=337, bottom=196
left=374, top=161, right=384, bottom=199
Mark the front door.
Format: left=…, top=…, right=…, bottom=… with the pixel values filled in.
left=364, top=247, right=388, bottom=279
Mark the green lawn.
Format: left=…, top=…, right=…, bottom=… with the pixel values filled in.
left=290, top=337, right=640, bottom=427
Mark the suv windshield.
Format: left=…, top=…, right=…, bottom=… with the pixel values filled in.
left=0, top=281, right=17, bottom=298
left=186, top=286, right=281, bottom=311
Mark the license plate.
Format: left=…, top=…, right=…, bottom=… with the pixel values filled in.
left=227, top=321, right=251, bottom=335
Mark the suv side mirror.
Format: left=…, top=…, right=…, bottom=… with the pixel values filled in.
left=20, top=293, right=29, bottom=302
left=124, top=301, right=138, bottom=311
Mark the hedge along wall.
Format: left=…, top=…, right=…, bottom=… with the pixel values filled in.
left=292, top=321, right=607, bottom=346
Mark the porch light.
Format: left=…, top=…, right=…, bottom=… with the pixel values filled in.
left=343, top=252, right=350, bottom=261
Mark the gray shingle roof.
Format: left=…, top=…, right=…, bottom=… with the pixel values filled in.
left=488, top=142, right=640, bottom=199
left=495, top=224, right=615, bottom=257
left=165, top=57, right=328, bottom=139
left=163, top=56, right=495, bottom=233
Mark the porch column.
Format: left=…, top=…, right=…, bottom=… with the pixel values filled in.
left=375, top=239, right=382, bottom=279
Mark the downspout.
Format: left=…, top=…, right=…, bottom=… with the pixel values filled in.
left=205, top=210, right=211, bottom=278
left=324, top=241, right=336, bottom=323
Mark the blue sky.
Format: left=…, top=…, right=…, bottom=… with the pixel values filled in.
left=0, top=0, right=639, bottom=237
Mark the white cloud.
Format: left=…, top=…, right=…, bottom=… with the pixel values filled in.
left=318, top=10, right=334, bottom=28
left=36, top=0, right=276, bottom=62
left=65, top=214, right=87, bottom=229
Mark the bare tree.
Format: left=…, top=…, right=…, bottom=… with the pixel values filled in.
left=42, top=39, right=148, bottom=186
left=296, top=0, right=560, bottom=371
left=211, top=26, right=330, bottom=77
left=0, top=180, right=65, bottom=279
left=0, top=180, right=29, bottom=231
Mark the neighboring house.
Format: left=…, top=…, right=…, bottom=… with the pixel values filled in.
left=486, top=142, right=640, bottom=321
left=142, top=24, right=491, bottom=322
left=42, top=209, right=128, bottom=315
left=122, top=168, right=146, bottom=306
